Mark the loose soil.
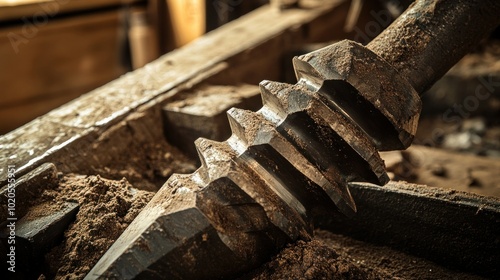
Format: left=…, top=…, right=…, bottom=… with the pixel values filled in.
left=38, top=175, right=155, bottom=279
left=242, top=230, right=483, bottom=280
left=87, top=111, right=197, bottom=192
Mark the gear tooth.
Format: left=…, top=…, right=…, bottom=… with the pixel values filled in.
left=227, top=107, right=262, bottom=139
left=194, top=138, right=236, bottom=180
left=168, top=172, right=193, bottom=188
left=194, top=140, right=210, bottom=182
left=292, top=56, right=327, bottom=90
left=195, top=138, right=232, bottom=161
left=230, top=109, right=272, bottom=146
left=227, top=107, right=249, bottom=145
left=325, top=179, right=357, bottom=216
left=261, top=81, right=315, bottom=115
left=260, top=82, right=364, bottom=215
left=259, top=81, right=292, bottom=104
left=259, top=80, right=288, bottom=117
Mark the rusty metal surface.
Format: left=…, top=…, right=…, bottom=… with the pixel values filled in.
left=86, top=1, right=500, bottom=279
left=318, top=180, right=500, bottom=277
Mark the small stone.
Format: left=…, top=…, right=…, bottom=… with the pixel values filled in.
left=429, top=164, right=447, bottom=177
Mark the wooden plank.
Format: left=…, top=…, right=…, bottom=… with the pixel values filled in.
left=0, top=89, right=80, bottom=131
left=163, top=84, right=262, bottom=158
left=0, top=0, right=350, bottom=185
left=0, top=0, right=144, bottom=22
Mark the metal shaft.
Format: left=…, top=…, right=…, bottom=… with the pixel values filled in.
left=368, top=0, right=500, bottom=93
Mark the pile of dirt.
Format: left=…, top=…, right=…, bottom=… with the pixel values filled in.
left=241, top=239, right=384, bottom=280
left=314, top=231, right=483, bottom=280
left=242, top=230, right=483, bottom=280
left=90, top=124, right=197, bottom=191
left=381, top=145, right=500, bottom=197
left=94, top=140, right=196, bottom=191
left=38, top=175, right=155, bottom=279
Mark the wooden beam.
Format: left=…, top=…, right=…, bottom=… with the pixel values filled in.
left=0, top=0, right=144, bottom=22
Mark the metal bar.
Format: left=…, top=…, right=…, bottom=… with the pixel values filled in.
left=317, top=181, right=500, bottom=278
left=367, top=0, right=500, bottom=93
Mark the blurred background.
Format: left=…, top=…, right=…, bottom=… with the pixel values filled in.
left=0, top=0, right=271, bottom=134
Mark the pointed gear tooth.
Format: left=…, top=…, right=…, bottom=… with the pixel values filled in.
left=194, top=138, right=236, bottom=180
left=229, top=109, right=281, bottom=149
left=227, top=107, right=249, bottom=145
left=195, top=138, right=231, bottom=162
left=259, top=80, right=288, bottom=118
left=194, top=139, right=210, bottom=182
left=261, top=80, right=318, bottom=117
left=292, top=56, right=328, bottom=90
left=259, top=81, right=294, bottom=105
left=325, top=179, right=357, bottom=216
left=227, top=107, right=260, bottom=139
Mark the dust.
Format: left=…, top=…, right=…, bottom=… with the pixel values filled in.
left=314, top=230, right=484, bottom=280
left=241, top=239, right=385, bottom=280
left=242, top=230, right=484, bottom=280
left=22, top=201, right=67, bottom=222
left=92, top=137, right=196, bottom=192
left=39, top=175, right=155, bottom=279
